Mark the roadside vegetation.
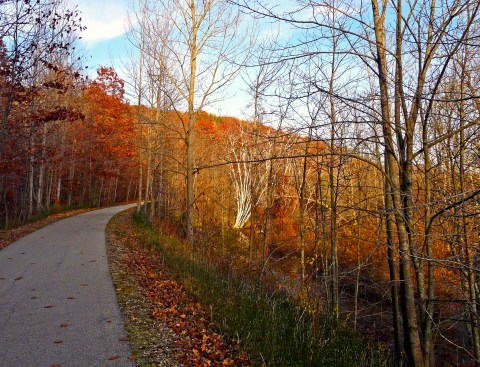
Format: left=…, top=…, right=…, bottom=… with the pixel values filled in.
left=107, top=209, right=250, bottom=366
left=107, top=208, right=391, bottom=366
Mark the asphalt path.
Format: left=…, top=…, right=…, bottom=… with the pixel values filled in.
left=0, top=204, right=136, bottom=367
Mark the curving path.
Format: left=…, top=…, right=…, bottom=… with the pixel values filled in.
left=0, top=204, right=136, bottom=367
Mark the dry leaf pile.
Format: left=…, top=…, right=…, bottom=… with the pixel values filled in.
left=107, top=210, right=250, bottom=367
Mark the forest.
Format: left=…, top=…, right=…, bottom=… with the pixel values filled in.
left=1, top=0, right=480, bottom=366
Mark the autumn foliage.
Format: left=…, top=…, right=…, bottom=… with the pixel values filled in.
left=0, top=64, right=139, bottom=226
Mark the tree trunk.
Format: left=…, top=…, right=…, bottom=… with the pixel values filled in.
left=371, top=0, right=424, bottom=363
left=186, top=0, right=198, bottom=246
left=36, top=122, right=48, bottom=212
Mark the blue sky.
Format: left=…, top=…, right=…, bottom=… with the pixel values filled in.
left=74, top=0, right=132, bottom=45
left=73, top=0, right=133, bottom=71
left=72, top=0, right=264, bottom=120
left=83, top=35, right=132, bottom=71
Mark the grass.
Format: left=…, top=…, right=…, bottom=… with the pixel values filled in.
left=133, top=213, right=393, bottom=367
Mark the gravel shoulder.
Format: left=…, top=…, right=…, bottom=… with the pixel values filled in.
left=106, top=209, right=180, bottom=367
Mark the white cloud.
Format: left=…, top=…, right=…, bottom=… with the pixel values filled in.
left=71, top=0, right=133, bottom=45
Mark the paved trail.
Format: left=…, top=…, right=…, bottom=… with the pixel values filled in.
left=0, top=204, right=136, bottom=367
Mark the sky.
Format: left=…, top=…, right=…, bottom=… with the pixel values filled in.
left=72, top=0, right=133, bottom=73
left=72, top=0, right=250, bottom=120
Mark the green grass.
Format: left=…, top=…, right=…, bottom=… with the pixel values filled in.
left=133, top=213, right=392, bottom=367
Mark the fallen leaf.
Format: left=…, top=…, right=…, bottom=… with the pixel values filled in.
left=60, top=323, right=69, bottom=328
left=14, top=276, right=23, bottom=281
left=107, top=211, right=252, bottom=367
left=80, top=284, right=88, bottom=286
left=44, top=305, right=55, bottom=308
left=119, top=337, right=130, bottom=342
left=128, top=356, right=136, bottom=361
left=54, top=340, right=63, bottom=344
left=108, top=355, right=120, bottom=360
left=67, top=296, right=76, bottom=300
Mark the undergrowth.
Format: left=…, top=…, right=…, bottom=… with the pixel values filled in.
left=133, top=212, right=392, bottom=367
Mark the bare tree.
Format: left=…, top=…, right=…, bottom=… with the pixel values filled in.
left=234, top=0, right=480, bottom=365
left=135, top=0, right=246, bottom=245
